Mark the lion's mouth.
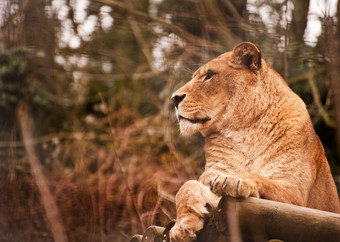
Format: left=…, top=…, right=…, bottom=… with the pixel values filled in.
left=179, top=115, right=211, bottom=124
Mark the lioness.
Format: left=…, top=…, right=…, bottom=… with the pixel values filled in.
left=169, top=42, right=340, bottom=241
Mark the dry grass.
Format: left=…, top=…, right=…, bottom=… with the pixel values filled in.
left=0, top=98, right=204, bottom=242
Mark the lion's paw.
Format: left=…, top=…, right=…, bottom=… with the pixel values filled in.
left=210, top=174, right=260, bottom=198
left=169, top=215, right=204, bottom=242
left=185, top=194, right=209, bottom=217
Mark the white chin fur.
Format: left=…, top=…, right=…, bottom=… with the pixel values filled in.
left=179, top=120, right=201, bottom=135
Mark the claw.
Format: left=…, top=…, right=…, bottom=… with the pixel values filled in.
left=210, top=174, right=220, bottom=192
left=236, top=179, right=242, bottom=196
left=222, top=176, right=228, bottom=194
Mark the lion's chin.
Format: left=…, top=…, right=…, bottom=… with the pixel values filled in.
left=179, top=120, right=203, bottom=136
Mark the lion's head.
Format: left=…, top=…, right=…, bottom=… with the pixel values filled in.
left=171, top=42, right=272, bottom=136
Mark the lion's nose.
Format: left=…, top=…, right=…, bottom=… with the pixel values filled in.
left=171, top=94, right=186, bottom=108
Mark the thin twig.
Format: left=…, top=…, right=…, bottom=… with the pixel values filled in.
left=287, top=67, right=326, bottom=84
left=126, top=7, right=155, bottom=71
left=308, top=76, right=336, bottom=127
left=0, top=132, right=112, bottom=147
left=98, top=92, right=146, bottom=231
left=283, top=0, right=289, bottom=81
left=95, top=0, right=224, bottom=50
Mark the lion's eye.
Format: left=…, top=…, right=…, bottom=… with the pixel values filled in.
left=203, top=71, right=216, bottom=82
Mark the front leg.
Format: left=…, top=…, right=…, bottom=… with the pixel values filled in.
left=170, top=180, right=220, bottom=242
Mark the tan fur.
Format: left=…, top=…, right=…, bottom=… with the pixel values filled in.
left=169, top=42, right=340, bottom=241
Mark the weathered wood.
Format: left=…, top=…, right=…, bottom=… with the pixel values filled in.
left=131, top=197, right=340, bottom=242
left=130, top=234, right=143, bottom=242
left=141, top=225, right=165, bottom=242
left=162, top=221, right=175, bottom=242
left=214, top=196, right=340, bottom=242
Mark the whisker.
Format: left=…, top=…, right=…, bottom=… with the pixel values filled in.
left=200, top=106, right=214, bottom=113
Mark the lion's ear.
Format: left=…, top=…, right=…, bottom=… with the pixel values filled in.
left=231, top=42, right=262, bottom=72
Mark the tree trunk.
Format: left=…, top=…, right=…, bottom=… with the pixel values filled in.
left=325, top=17, right=340, bottom=156
left=291, top=0, right=310, bottom=42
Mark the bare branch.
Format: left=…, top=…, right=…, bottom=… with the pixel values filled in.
left=287, top=67, right=326, bottom=84
left=124, top=0, right=156, bottom=72
left=308, top=76, right=336, bottom=128
left=95, top=0, right=224, bottom=51
left=17, top=102, right=68, bottom=242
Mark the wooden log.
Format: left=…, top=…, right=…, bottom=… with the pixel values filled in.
left=130, top=234, right=143, bottom=242
left=214, top=196, right=340, bottom=242
left=131, top=197, right=340, bottom=242
left=130, top=222, right=175, bottom=242
left=141, top=226, right=165, bottom=242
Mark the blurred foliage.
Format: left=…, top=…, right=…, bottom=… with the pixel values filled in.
left=0, top=0, right=340, bottom=241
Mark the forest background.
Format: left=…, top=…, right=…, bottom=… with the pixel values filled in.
left=0, top=0, right=340, bottom=241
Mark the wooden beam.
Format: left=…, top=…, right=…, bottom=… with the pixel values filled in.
left=130, top=196, right=340, bottom=242
left=210, top=196, right=340, bottom=242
